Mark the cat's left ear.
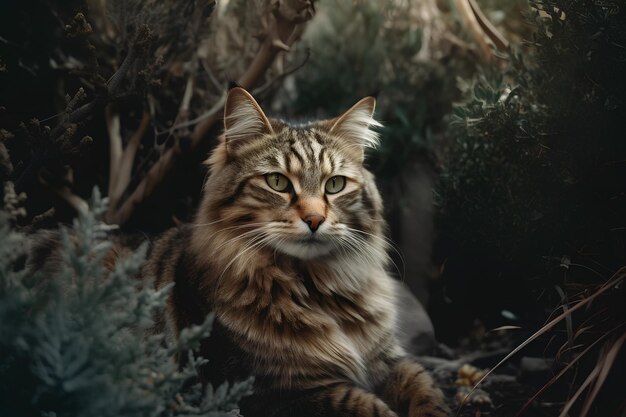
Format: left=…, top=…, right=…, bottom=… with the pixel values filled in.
left=328, top=97, right=382, bottom=151
left=223, top=87, right=273, bottom=154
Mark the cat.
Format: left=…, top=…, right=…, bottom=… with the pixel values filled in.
left=143, top=87, right=450, bottom=417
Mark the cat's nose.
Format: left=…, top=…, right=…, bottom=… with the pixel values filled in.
left=302, top=214, right=325, bottom=232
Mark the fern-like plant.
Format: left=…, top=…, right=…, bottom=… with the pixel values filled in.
left=0, top=186, right=252, bottom=417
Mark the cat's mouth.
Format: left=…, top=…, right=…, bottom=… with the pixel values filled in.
left=296, top=235, right=324, bottom=244
left=274, top=235, right=333, bottom=260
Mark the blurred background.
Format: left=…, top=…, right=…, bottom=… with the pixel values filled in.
left=1, top=0, right=624, bottom=416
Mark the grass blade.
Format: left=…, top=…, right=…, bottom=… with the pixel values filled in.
left=514, top=326, right=618, bottom=417
left=455, top=269, right=624, bottom=415
left=558, top=365, right=600, bottom=417
left=579, top=331, right=626, bottom=417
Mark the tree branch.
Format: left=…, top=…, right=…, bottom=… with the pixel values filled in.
left=105, top=0, right=317, bottom=225
left=453, top=0, right=509, bottom=62
left=39, top=169, right=89, bottom=215
left=104, top=103, right=151, bottom=207
left=468, top=0, right=509, bottom=53
left=105, top=106, right=122, bottom=200
left=190, top=0, right=315, bottom=147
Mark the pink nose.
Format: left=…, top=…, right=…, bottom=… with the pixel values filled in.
left=302, top=214, right=325, bottom=232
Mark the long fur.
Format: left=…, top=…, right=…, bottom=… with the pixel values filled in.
left=143, top=89, right=449, bottom=417
left=224, top=87, right=273, bottom=150
left=330, top=96, right=383, bottom=149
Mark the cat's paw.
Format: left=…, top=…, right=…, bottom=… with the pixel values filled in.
left=414, top=402, right=451, bottom=417
left=334, top=395, right=399, bottom=417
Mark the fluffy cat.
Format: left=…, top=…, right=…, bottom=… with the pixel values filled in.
left=144, top=87, right=450, bottom=417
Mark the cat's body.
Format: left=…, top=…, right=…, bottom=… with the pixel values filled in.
left=143, top=88, right=449, bottom=417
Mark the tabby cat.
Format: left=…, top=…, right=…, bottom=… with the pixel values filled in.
left=144, top=87, right=450, bottom=417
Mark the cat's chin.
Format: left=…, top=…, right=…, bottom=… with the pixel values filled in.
left=274, top=239, right=334, bottom=260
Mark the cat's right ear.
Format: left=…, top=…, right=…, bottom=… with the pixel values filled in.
left=223, top=87, right=273, bottom=154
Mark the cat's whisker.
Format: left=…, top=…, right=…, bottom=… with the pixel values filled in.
left=343, top=227, right=406, bottom=280
left=215, top=234, right=267, bottom=286
left=197, top=222, right=273, bottom=253
left=328, top=235, right=351, bottom=259
left=190, top=217, right=228, bottom=228
left=341, top=227, right=402, bottom=268
left=210, top=227, right=269, bottom=254
left=343, top=226, right=396, bottom=248
left=351, top=237, right=383, bottom=267
left=337, top=234, right=378, bottom=268
left=338, top=232, right=402, bottom=279
left=348, top=232, right=403, bottom=280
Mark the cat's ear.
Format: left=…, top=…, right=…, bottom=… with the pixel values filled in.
left=223, top=87, right=273, bottom=153
left=328, top=97, right=382, bottom=151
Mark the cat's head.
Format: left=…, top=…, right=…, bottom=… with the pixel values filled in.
left=196, top=87, right=386, bottom=263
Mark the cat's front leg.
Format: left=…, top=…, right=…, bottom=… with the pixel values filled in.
left=249, top=383, right=399, bottom=417
left=382, top=359, right=450, bottom=417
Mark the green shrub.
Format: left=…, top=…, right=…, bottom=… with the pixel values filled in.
left=0, top=186, right=252, bottom=417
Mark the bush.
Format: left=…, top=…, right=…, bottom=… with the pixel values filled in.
left=0, top=186, right=252, bottom=417
left=437, top=0, right=626, bottom=300
left=436, top=3, right=626, bottom=413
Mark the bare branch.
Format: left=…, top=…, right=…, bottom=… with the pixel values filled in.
left=179, top=76, right=196, bottom=124
left=159, top=49, right=310, bottom=136
left=453, top=0, right=509, bottom=63
left=105, top=106, right=122, bottom=200
left=191, top=0, right=315, bottom=147
left=105, top=146, right=178, bottom=225
left=252, top=47, right=310, bottom=97
left=106, top=44, right=135, bottom=94
left=39, top=170, right=89, bottom=215
left=105, top=111, right=150, bottom=223
left=453, top=0, right=491, bottom=61
left=468, top=0, right=509, bottom=53
left=105, top=0, right=317, bottom=225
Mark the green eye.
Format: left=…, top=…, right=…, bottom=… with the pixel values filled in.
left=325, top=176, right=346, bottom=194
left=265, top=173, right=291, bottom=192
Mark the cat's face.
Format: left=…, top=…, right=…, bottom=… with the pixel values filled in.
left=199, top=88, right=385, bottom=262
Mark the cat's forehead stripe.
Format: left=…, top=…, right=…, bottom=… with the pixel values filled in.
left=268, top=128, right=322, bottom=192
left=235, top=124, right=355, bottom=190
left=288, top=150, right=304, bottom=173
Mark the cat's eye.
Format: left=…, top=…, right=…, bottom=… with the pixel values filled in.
left=325, top=176, right=346, bottom=194
left=265, top=173, right=291, bottom=192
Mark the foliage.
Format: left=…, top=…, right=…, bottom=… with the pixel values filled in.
left=438, top=0, right=626, bottom=273
left=0, top=0, right=313, bottom=229
left=0, top=0, right=206, bottom=223
left=0, top=186, right=252, bottom=417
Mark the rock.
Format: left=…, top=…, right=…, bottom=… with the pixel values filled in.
left=520, top=356, right=552, bottom=373
left=393, top=280, right=436, bottom=355
left=519, top=356, right=553, bottom=381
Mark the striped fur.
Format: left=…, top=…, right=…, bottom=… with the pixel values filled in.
left=144, top=88, right=449, bottom=417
